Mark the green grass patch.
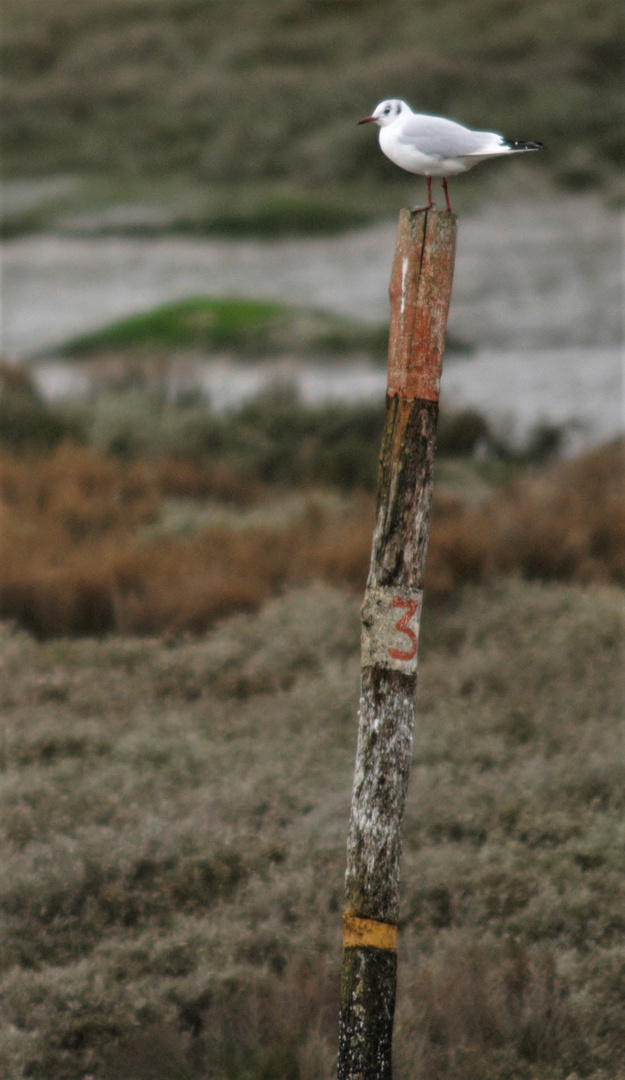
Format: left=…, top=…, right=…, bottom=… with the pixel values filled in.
left=58, top=297, right=390, bottom=360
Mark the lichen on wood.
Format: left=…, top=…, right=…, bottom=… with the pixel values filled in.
left=344, top=669, right=417, bottom=923
left=338, top=209, right=457, bottom=1080
left=338, top=947, right=397, bottom=1080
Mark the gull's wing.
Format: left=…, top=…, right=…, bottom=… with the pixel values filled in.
left=398, top=114, right=501, bottom=159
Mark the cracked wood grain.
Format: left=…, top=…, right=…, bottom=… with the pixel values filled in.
left=338, top=208, right=457, bottom=1080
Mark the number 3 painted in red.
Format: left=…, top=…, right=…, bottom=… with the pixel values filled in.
left=388, top=597, right=419, bottom=662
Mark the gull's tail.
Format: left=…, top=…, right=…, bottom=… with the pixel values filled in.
left=503, top=139, right=543, bottom=152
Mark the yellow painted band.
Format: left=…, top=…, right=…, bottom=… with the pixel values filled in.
left=342, top=914, right=397, bottom=951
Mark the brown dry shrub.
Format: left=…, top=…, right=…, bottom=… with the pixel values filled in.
left=155, top=457, right=261, bottom=504
left=498, top=440, right=625, bottom=584
left=0, top=446, right=373, bottom=636
left=284, top=496, right=373, bottom=591
left=0, top=442, right=160, bottom=536
left=109, top=530, right=286, bottom=636
left=427, top=438, right=625, bottom=597
left=108, top=497, right=373, bottom=635
left=0, top=440, right=622, bottom=637
left=426, top=494, right=501, bottom=597
left=0, top=444, right=156, bottom=636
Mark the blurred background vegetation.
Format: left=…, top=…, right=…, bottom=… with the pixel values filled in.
left=2, top=0, right=624, bottom=238
left=1, top=2, right=624, bottom=1077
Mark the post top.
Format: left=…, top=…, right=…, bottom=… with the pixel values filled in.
left=387, top=208, right=457, bottom=401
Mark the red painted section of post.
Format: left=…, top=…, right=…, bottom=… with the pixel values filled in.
left=386, top=210, right=456, bottom=402
left=338, top=208, right=457, bottom=1080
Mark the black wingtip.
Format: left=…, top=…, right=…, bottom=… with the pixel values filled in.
left=504, top=139, right=544, bottom=151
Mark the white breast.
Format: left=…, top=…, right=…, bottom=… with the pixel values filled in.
left=379, top=128, right=434, bottom=173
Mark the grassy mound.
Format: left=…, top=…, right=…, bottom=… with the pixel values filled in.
left=57, top=297, right=390, bottom=360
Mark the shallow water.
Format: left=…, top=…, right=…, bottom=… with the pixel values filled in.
left=32, top=346, right=623, bottom=456
left=3, top=192, right=623, bottom=453
left=2, top=194, right=622, bottom=359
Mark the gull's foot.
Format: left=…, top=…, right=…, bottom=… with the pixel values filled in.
left=410, top=202, right=434, bottom=213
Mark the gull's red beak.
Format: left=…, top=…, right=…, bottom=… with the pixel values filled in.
left=357, top=115, right=376, bottom=125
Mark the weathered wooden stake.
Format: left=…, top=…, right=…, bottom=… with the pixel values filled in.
left=338, top=208, right=457, bottom=1080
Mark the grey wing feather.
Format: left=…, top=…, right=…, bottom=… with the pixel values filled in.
left=398, top=115, right=499, bottom=158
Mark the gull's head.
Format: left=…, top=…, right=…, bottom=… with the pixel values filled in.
left=358, top=99, right=407, bottom=127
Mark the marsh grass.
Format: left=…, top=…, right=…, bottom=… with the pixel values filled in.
left=0, top=580, right=623, bottom=1078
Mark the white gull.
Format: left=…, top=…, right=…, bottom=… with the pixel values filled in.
left=358, top=98, right=542, bottom=211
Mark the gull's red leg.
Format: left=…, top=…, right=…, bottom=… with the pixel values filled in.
left=411, top=175, right=434, bottom=213
left=442, top=177, right=452, bottom=212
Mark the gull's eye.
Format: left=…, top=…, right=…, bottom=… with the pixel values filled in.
left=384, top=106, right=391, bottom=115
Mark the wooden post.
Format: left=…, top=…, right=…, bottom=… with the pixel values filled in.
left=338, top=208, right=457, bottom=1080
